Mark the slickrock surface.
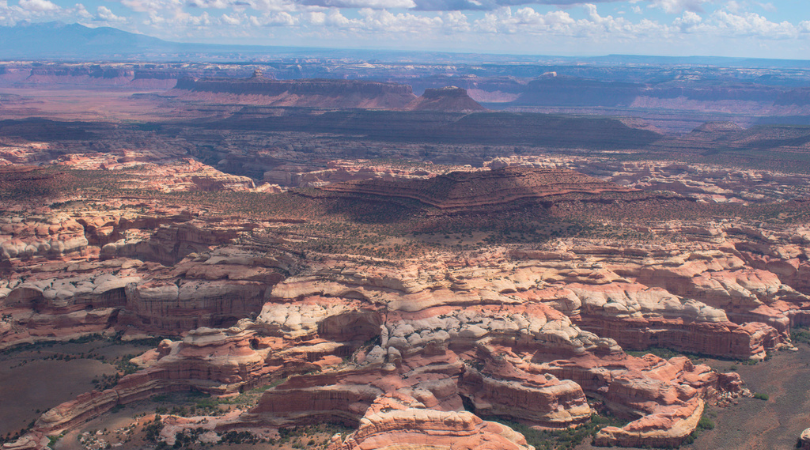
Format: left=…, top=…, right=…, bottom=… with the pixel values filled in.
left=485, top=156, right=810, bottom=204
left=3, top=161, right=810, bottom=450
left=320, top=166, right=638, bottom=210
left=0, top=143, right=263, bottom=193
left=263, top=160, right=434, bottom=188
left=10, top=224, right=802, bottom=448
left=0, top=205, right=296, bottom=348
left=326, top=393, right=533, bottom=450
left=801, top=428, right=810, bottom=450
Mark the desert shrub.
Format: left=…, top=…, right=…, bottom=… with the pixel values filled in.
left=697, top=416, right=715, bottom=431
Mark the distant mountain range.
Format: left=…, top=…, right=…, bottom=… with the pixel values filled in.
left=0, top=22, right=177, bottom=58
left=2, top=21, right=810, bottom=67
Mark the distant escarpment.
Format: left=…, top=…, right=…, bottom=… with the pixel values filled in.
left=171, top=77, right=417, bottom=109
left=210, top=108, right=663, bottom=148
left=319, top=166, right=639, bottom=211
left=24, top=67, right=135, bottom=86
left=404, top=86, right=486, bottom=112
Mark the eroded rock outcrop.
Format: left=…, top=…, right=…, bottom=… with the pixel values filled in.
left=327, top=394, right=534, bottom=450
left=5, top=197, right=810, bottom=449
left=404, top=86, right=487, bottom=112
left=319, top=166, right=639, bottom=211
left=172, top=77, right=417, bottom=109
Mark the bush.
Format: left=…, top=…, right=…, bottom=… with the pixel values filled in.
left=753, top=393, right=769, bottom=401
left=791, top=327, right=810, bottom=345
left=697, top=416, right=715, bottom=431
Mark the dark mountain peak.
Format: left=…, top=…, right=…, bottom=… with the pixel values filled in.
left=0, top=21, right=175, bottom=59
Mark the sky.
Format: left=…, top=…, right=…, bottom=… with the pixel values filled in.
left=1, top=0, right=810, bottom=58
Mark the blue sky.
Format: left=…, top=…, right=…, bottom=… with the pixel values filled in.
left=2, top=0, right=810, bottom=58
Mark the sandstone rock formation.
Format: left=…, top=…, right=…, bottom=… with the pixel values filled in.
left=172, top=77, right=417, bottom=109
left=404, top=86, right=487, bottom=112
left=484, top=155, right=810, bottom=204
left=4, top=157, right=810, bottom=449
left=326, top=394, right=534, bottom=450
left=262, top=160, right=434, bottom=188
left=800, top=428, right=810, bottom=450
left=319, top=166, right=639, bottom=211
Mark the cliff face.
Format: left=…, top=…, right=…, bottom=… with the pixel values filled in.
left=172, top=77, right=417, bottom=109
left=404, top=86, right=486, bottom=112
left=6, top=204, right=807, bottom=448
left=212, top=109, right=663, bottom=148
left=508, top=77, right=791, bottom=108
left=319, top=166, right=638, bottom=210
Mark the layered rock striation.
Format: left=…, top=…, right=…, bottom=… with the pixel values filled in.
left=172, top=77, right=417, bottom=109
left=404, top=86, right=487, bottom=112
left=319, top=166, right=639, bottom=211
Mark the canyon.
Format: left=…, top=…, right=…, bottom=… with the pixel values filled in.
left=1, top=55, right=810, bottom=450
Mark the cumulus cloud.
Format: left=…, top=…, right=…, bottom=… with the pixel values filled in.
left=476, top=7, right=572, bottom=33
left=4, top=0, right=810, bottom=58
left=220, top=11, right=239, bottom=21
left=242, top=0, right=296, bottom=11
left=440, top=9, right=469, bottom=31
left=71, top=3, right=92, bottom=18
left=143, top=7, right=211, bottom=28
left=758, top=2, right=775, bottom=12
left=358, top=8, right=442, bottom=31
left=712, top=9, right=796, bottom=38
left=302, top=0, right=415, bottom=9
left=262, top=10, right=296, bottom=24
left=121, top=0, right=183, bottom=12
left=96, top=5, right=126, bottom=21
left=187, top=0, right=231, bottom=9
left=672, top=9, right=703, bottom=31
left=473, top=4, right=667, bottom=38
left=647, top=0, right=712, bottom=13
left=408, top=0, right=627, bottom=11
left=305, top=10, right=324, bottom=23
left=18, top=0, right=59, bottom=12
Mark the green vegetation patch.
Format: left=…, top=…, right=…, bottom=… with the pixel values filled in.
left=486, top=412, right=628, bottom=450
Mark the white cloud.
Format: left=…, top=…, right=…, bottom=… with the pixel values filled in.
left=357, top=8, right=441, bottom=32
left=246, top=10, right=296, bottom=25
left=306, top=10, right=324, bottom=24
left=220, top=12, right=239, bottom=23
left=18, top=0, right=59, bottom=12
left=122, top=0, right=183, bottom=12
left=144, top=7, right=212, bottom=28
left=648, top=0, right=712, bottom=14
left=245, top=0, right=296, bottom=12
left=97, top=5, right=126, bottom=21
left=712, top=9, right=797, bottom=38
left=440, top=10, right=469, bottom=32
left=673, top=10, right=703, bottom=32
left=758, top=2, right=775, bottom=12
left=187, top=0, right=231, bottom=9
left=303, top=0, right=416, bottom=9
left=474, top=4, right=667, bottom=38
left=72, top=3, right=92, bottom=18
left=475, top=7, right=580, bottom=34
